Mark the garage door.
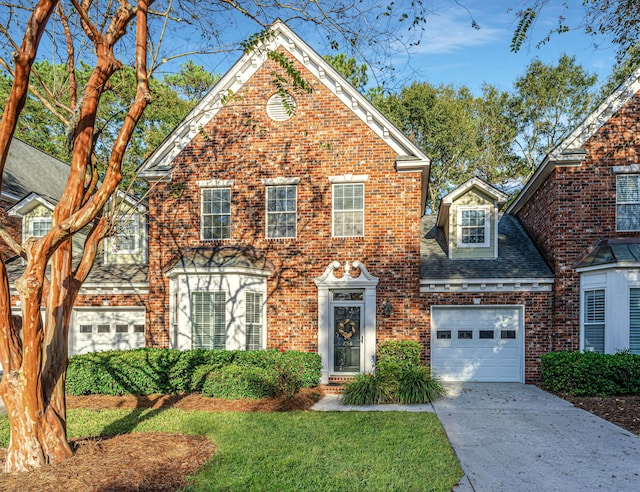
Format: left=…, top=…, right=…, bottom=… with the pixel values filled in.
left=431, top=306, right=523, bottom=382
left=70, top=308, right=146, bottom=355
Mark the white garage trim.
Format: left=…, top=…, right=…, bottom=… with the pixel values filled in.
left=431, top=305, right=524, bottom=383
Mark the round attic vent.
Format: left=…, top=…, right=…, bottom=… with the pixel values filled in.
left=266, top=93, right=296, bottom=121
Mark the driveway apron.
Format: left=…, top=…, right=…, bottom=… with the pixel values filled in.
left=432, top=383, right=640, bottom=491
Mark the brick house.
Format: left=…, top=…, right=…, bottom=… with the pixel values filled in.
left=6, top=21, right=640, bottom=384
left=507, top=65, right=640, bottom=360
left=2, top=138, right=149, bottom=355
left=138, top=20, right=430, bottom=383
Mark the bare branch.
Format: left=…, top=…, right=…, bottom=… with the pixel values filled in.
left=56, top=2, right=77, bottom=111
left=0, top=227, right=24, bottom=258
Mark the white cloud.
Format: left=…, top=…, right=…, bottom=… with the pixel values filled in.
left=407, top=3, right=507, bottom=55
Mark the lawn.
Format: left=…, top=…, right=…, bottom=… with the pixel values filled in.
left=0, top=409, right=462, bottom=491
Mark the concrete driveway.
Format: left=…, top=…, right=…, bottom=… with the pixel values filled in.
left=432, top=383, right=640, bottom=492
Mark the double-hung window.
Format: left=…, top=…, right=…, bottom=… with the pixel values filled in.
left=457, top=207, right=490, bottom=247
left=266, top=185, right=296, bottom=238
left=202, top=187, right=231, bottom=240
left=583, top=289, right=605, bottom=353
left=616, top=174, right=640, bottom=231
left=111, top=215, right=139, bottom=254
left=333, top=183, right=364, bottom=237
left=191, top=292, right=226, bottom=349
left=29, top=217, right=52, bottom=238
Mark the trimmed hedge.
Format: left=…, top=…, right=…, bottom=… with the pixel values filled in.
left=202, top=365, right=281, bottom=399
left=66, top=348, right=322, bottom=397
left=540, top=351, right=640, bottom=396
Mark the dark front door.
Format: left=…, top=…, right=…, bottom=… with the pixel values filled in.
left=333, top=305, right=361, bottom=372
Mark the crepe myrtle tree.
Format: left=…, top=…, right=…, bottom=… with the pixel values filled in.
left=0, top=0, right=428, bottom=473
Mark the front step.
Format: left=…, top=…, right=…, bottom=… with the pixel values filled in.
left=320, top=375, right=356, bottom=395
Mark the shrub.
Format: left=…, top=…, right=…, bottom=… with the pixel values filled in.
left=395, top=366, right=446, bottom=404
left=67, top=348, right=322, bottom=397
left=541, top=351, right=640, bottom=396
left=342, top=373, right=394, bottom=405
left=201, top=365, right=280, bottom=399
left=376, top=340, right=423, bottom=380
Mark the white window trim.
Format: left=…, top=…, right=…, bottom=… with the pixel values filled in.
left=201, top=187, right=232, bottom=241
left=615, top=174, right=640, bottom=232
left=197, top=179, right=234, bottom=188
left=245, top=291, right=266, bottom=350
left=265, top=184, right=297, bottom=239
left=28, top=216, right=52, bottom=238
left=456, top=205, right=491, bottom=248
left=328, top=174, right=368, bottom=184
left=332, top=182, right=365, bottom=238
left=261, top=177, right=300, bottom=186
left=582, top=287, right=606, bottom=353
left=111, top=215, right=140, bottom=255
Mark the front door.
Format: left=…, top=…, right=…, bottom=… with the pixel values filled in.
left=333, top=304, right=362, bottom=373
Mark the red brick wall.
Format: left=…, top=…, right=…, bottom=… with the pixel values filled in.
left=517, top=92, right=640, bottom=352
left=0, top=198, right=22, bottom=261
left=421, top=291, right=553, bottom=383
left=146, top=51, right=425, bottom=352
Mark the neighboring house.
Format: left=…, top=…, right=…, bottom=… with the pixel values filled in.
left=1, top=138, right=148, bottom=355
left=508, top=65, right=640, bottom=360
left=139, top=20, right=430, bottom=384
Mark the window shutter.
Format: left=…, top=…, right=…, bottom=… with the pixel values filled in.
left=584, top=289, right=605, bottom=353
left=629, top=289, right=640, bottom=354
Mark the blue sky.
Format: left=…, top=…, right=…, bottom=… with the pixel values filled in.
left=167, top=1, right=618, bottom=96
left=394, top=0, right=617, bottom=93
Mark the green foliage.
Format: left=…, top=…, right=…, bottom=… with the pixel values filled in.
left=395, top=365, right=446, bottom=404
left=323, top=53, right=369, bottom=91
left=342, top=373, right=395, bottom=405
left=540, top=351, right=640, bottom=396
left=344, top=341, right=445, bottom=405
left=201, top=365, right=280, bottom=399
left=511, top=8, right=536, bottom=52
left=66, top=348, right=321, bottom=397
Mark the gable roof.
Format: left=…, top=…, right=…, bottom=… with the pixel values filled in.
left=436, top=177, right=508, bottom=228
left=2, top=138, right=70, bottom=203
left=508, top=65, right=640, bottom=214
left=421, top=214, right=553, bottom=283
left=139, top=20, right=430, bottom=185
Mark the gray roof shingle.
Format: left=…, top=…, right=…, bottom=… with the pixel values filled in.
left=421, top=214, right=553, bottom=279
left=575, top=238, right=640, bottom=268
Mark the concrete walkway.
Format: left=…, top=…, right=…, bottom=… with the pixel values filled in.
left=312, top=383, right=640, bottom=491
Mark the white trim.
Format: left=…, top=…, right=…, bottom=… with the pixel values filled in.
left=261, top=177, right=300, bottom=185
left=11, top=283, right=151, bottom=296
left=315, top=261, right=378, bottom=383
left=577, top=262, right=640, bottom=273
left=9, top=193, right=56, bottom=217
left=613, top=165, right=640, bottom=174
left=456, top=206, right=491, bottom=248
left=197, top=179, right=234, bottom=188
left=615, top=173, right=640, bottom=232
left=166, top=265, right=270, bottom=279
left=420, top=277, right=554, bottom=293
left=328, top=174, right=368, bottom=184
left=28, top=216, right=52, bottom=238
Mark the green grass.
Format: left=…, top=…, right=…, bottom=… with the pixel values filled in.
left=0, top=409, right=462, bottom=491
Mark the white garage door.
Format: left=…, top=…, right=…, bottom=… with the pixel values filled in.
left=70, top=308, right=146, bottom=355
left=431, top=306, right=523, bottom=382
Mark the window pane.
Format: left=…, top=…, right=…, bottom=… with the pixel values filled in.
left=460, top=209, right=487, bottom=245
left=617, top=175, right=640, bottom=231
left=266, top=185, right=296, bottom=238
left=333, top=184, right=364, bottom=237
left=31, top=218, right=52, bottom=238
left=202, top=188, right=231, bottom=240
left=584, top=289, right=605, bottom=353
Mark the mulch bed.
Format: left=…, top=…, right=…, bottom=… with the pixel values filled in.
left=0, top=388, right=637, bottom=491
left=563, top=394, right=640, bottom=435
left=0, top=388, right=323, bottom=491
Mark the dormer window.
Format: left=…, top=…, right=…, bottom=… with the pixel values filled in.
left=29, top=217, right=52, bottom=238
left=457, top=206, right=490, bottom=248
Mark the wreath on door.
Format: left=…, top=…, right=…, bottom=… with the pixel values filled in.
left=338, top=319, right=357, bottom=340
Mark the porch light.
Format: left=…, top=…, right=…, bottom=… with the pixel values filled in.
left=383, top=299, right=392, bottom=317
